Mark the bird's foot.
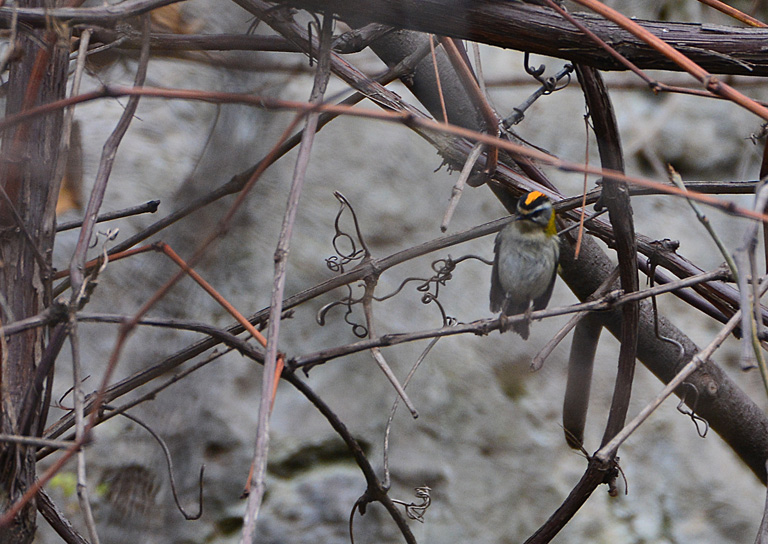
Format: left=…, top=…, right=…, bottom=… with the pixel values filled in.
left=499, top=313, right=511, bottom=333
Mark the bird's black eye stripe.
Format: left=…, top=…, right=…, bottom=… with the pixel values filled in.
left=518, top=195, right=549, bottom=212
left=523, top=206, right=548, bottom=217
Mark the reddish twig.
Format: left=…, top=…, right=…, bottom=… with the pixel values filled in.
left=570, top=0, right=768, bottom=119
left=3, top=85, right=768, bottom=223
left=438, top=36, right=499, bottom=175
left=695, top=0, right=768, bottom=27
left=428, top=36, right=448, bottom=123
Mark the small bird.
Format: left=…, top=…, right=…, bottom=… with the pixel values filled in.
left=490, top=191, right=560, bottom=339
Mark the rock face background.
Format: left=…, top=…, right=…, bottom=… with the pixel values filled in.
left=23, top=1, right=768, bottom=543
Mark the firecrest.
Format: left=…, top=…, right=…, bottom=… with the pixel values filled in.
left=490, top=190, right=560, bottom=339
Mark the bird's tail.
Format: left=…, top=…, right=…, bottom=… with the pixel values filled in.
left=510, top=318, right=530, bottom=340
left=502, top=300, right=530, bottom=339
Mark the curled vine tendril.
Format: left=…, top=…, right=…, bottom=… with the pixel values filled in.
left=676, top=383, right=710, bottom=438
left=316, top=283, right=368, bottom=338
left=318, top=193, right=373, bottom=336
left=646, top=242, right=709, bottom=437
left=392, top=486, right=432, bottom=523
left=376, top=255, right=490, bottom=327
left=502, top=54, right=573, bottom=128
left=319, top=192, right=487, bottom=333
left=325, top=191, right=371, bottom=274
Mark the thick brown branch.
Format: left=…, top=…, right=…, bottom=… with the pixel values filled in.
left=278, top=0, right=768, bottom=76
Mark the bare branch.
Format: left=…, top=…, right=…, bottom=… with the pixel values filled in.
left=274, top=0, right=768, bottom=76
left=240, top=11, right=334, bottom=543
left=0, top=0, right=184, bottom=25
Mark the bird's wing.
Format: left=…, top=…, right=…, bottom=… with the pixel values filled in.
left=489, top=233, right=504, bottom=312
left=533, top=257, right=558, bottom=311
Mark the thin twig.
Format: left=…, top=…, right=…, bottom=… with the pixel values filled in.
left=428, top=36, right=448, bottom=124
left=68, top=16, right=150, bottom=300
left=695, top=0, right=768, bottom=27
left=594, top=286, right=760, bottom=462
left=292, top=268, right=731, bottom=370
left=240, top=13, right=333, bottom=543
left=382, top=337, right=439, bottom=488
left=56, top=199, right=160, bottom=232
left=8, top=85, right=768, bottom=224
left=69, top=314, right=100, bottom=544
left=531, top=266, right=619, bottom=371
left=51, top=35, right=434, bottom=298
left=108, top=408, right=204, bottom=520
left=50, top=27, right=91, bottom=235
left=569, top=0, right=768, bottom=120
left=361, top=276, right=419, bottom=418
left=575, top=111, right=591, bottom=258
left=735, top=182, right=768, bottom=391
left=0, top=434, right=78, bottom=449
left=441, top=142, right=484, bottom=231
left=439, top=36, right=499, bottom=175
left=668, top=166, right=739, bottom=279
left=542, top=0, right=656, bottom=88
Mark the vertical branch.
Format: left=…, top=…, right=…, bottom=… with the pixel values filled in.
left=526, top=63, right=636, bottom=544
left=575, top=64, right=638, bottom=446
left=68, top=16, right=150, bottom=298
left=68, top=315, right=100, bottom=544
left=0, top=1, right=69, bottom=540
left=734, top=183, right=768, bottom=392
left=563, top=314, right=601, bottom=449
left=77, top=16, right=150, bottom=433
left=239, top=14, right=334, bottom=543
